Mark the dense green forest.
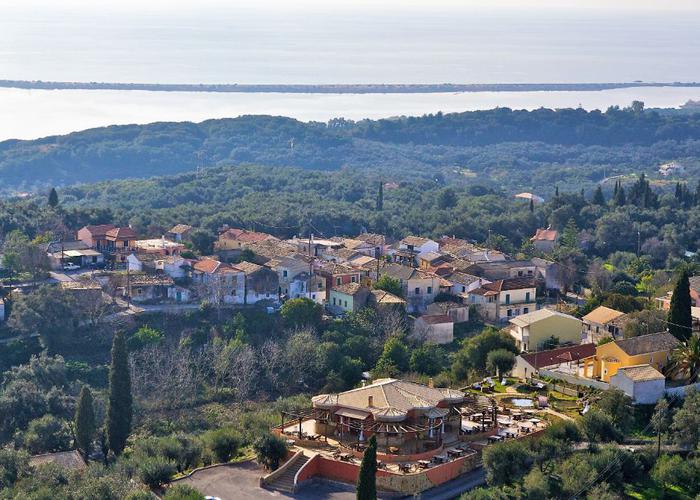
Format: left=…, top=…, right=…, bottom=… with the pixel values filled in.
left=1, top=106, right=700, bottom=195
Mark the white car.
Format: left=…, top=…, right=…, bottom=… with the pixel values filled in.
left=63, top=263, right=80, bottom=271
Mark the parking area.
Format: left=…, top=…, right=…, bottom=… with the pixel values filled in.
left=172, top=461, right=356, bottom=500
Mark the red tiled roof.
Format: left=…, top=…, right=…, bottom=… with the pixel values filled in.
left=81, top=224, right=116, bottom=237
left=219, top=228, right=271, bottom=243
left=106, top=227, right=137, bottom=239
left=531, top=228, right=558, bottom=242
left=193, top=258, right=226, bottom=274
left=419, top=314, right=453, bottom=325
left=520, top=343, right=596, bottom=369
left=481, top=278, right=535, bottom=292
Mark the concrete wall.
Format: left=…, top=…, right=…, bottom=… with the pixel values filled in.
left=665, top=382, right=700, bottom=398
left=539, top=369, right=610, bottom=390
left=609, top=373, right=665, bottom=405
left=296, top=452, right=480, bottom=495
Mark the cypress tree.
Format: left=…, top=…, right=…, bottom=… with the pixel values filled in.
left=74, top=386, right=96, bottom=457
left=614, top=184, right=626, bottom=206
left=668, top=270, right=692, bottom=342
left=107, top=332, right=132, bottom=456
left=376, top=181, right=383, bottom=211
left=48, top=187, right=59, bottom=207
left=555, top=185, right=559, bottom=197
left=529, top=198, right=534, bottom=213
left=694, top=180, right=700, bottom=206
left=356, top=435, right=377, bottom=500
left=592, top=185, right=606, bottom=206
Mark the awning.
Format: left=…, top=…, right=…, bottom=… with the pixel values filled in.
left=335, top=408, right=370, bottom=420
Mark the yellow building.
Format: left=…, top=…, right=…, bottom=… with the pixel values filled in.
left=508, top=308, right=582, bottom=352
left=582, top=332, right=680, bottom=382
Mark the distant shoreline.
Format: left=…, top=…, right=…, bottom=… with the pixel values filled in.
left=1, top=80, right=699, bottom=94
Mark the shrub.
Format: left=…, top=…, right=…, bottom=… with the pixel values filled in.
left=203, top=428, right=240, bottom=463
left=254, top=433, right=288, bottom=471
left=163, top=484, right=205, bottom=500
left=137, top=457, right=176, bottom=489
left=21, top=415, right=72, bottom=454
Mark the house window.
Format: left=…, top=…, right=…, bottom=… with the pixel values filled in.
left=415, top=287, right=420, bottom=295
left=525, top=292, right=530, bottom=302
left=333, top=298, right=336, bottom=305
left=505, top=294, right=510, bottom=304
left=524, top=307, right=529, bottom=314
left=312, top=294, right=316, bottom=300
left=507, top=309, right=512, bottom=317
left=283, top=270, right=288, bottom=277
left=318, top=282, right=323, bottom=288
left=518, top=271, right=523, bottom=277
left=344, top=300, right=348, bottom=308
left=462, top=286, right=466, bottom=293
left=527, top=270, right=533, bottom=275
left=336, top=277, right=341, bottom=286
left=351, top=276, right=356, bottom=283
left=427, top=286, right=433, bottom=294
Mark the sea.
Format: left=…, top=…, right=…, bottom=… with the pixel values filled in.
left=1, top=1, right=699, bottom=141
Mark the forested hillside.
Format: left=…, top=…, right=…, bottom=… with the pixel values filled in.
left=2, top=107, right=700, bottom=194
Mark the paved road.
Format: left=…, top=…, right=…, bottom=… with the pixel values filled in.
left=175, top=462, right=355, bottom=500
left=419, top=467, right=486, bottom=500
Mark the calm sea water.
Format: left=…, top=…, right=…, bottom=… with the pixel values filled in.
left=1, top=2, right=698, bottom=140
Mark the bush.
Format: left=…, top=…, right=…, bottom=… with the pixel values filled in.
left=579, top=410, right=622, bottom=443
left=21, top=415, right=72, bottom=454
left=203, top=428, right=240, bottom=463
left=137, top=457, right=176, bottom=489
left=163, top=484, right=205, bottom=500
left=482, top=440, right=532, bottom=486
left=254, top=433, right=288, bottom=471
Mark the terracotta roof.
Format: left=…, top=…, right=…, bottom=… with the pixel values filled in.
left=355, top=233, right=385, bottom=246
left=349, top=255, right=376, bottom=267
left=193, top=258, right=226, bottom=274
left=520, top=343, right=596, bottom=369
left=29, top=450, right=86, bottom=471
left=582, top=306, right=626, bottom=325
left=233, top=261, right=264, bottom=275
left=613, top=332, right=681, bottom=356
left=106, top=226, right=137, bottom=239
left=401, top=236, right=431, bottom=247
left=169, top=224, right=192, bottom=234
left=419, top=252, right=445, bottom=263
left=531, top=228, right=558, bottom=242
left=509, top=308, right=580, bottom=327
left=478, top=278, right=535, bottom=292
left=418, top=314, right=453, bottom=325
left=342, top=238, right=370, bottom=250
left=614, top=364, right=665, bottom=382
left=80, top=224, right=116, bottom=237
left=219, top=228, right=272, bottom=243
left=332, top=282, right=367, bottom=296
left=370, top=289, right=405, bottom=304
left=312, top=379, right=465, bottom=419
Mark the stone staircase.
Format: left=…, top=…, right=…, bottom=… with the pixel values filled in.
left=262, top=453, right=309, bottom=493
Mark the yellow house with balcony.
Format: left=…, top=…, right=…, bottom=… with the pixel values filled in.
left=582, top=332, right=680, bottom=382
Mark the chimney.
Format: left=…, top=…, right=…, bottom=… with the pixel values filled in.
left=428, top=377, right=434, bottom=388
left=368, top=395, right=374, bottom=407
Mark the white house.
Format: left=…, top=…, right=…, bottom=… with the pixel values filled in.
left=413, top=315, right=454, bottom=345
left=399, top=236, right=439, bottom=260
left=609, top=364, right=666, bottom=404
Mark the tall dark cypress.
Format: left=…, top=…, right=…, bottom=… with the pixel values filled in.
left=668, top=270, right=692, bottom=342
left=48, top=187, right=59, bottom=207
left=376, top=181, right=383, bottom=211
left=107, top=332, right=132, bottom=456
left=356, top=435, right=377, bottom=500
left=74, top=386, right=96, bottom=457
left=555, top=185, right=559, bottom=197
left=592, top=185, right=605, bottom=206
left=529, top=198, right=534, bottom=213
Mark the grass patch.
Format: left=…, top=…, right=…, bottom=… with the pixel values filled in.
left=625, top=479, right=693, bottom=500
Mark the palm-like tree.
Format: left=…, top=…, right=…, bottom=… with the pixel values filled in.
left=667, top=335, right=700, bottom=383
